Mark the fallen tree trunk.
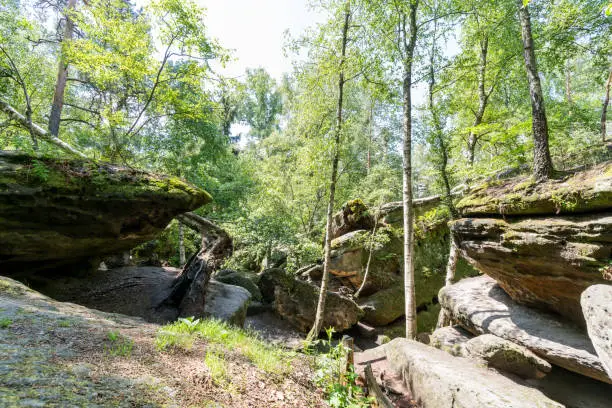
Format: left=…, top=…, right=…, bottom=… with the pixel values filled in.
left=156, top=212, right=232, bottom=318
left=0, top=98, right=88, bottom=159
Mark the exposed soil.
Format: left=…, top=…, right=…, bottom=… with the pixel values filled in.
left=0, top=276, right=326, bottom=407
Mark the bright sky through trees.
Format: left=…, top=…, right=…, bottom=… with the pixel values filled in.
left=200, top=0, right=323, bottom=80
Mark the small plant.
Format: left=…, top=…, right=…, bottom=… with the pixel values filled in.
left=0, top=318, right=12, bottom=328
left=312, top=328, right=373, bottom=408
left=105, top=330, right=134, bottom=357
left=204, top=350, right=228, bottom=385
left=57, top=319, right=72, bottom=328
left=30, top=159, right=50, bottom=182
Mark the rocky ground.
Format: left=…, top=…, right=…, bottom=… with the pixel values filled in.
left=0, top=276, right=326, bottom=408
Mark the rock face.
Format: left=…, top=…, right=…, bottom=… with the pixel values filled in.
left=581, top=284, right=612, bottom=378
left=329, top=229, right=403, bottom=294
left=430, top=325, right=473, bottom=355
left=258, top=268, right=363, bottom=333
left=214, top=269, right=262, bottom=302
left=203, top=280, right=251, bottom=327
left=330, top=199, right=374, bottom=240
left=0, top=151, right=210, bottom=274
left=358, top=285, right=404, bottom=326
left=463, top=334, right=551, bottom=379
left=456, top=161, right=612, bottom=217
left=451, top=214, right=611, bottom=326
left=385, top=338, right=563, bottom=408
left=439, top=275, right=612, bottom=384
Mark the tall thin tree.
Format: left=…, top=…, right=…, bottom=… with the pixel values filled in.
left=398, top=0, right=419, bottom=339
left=49, top=0, right=77, bottom=137
left=516, top=0, right=553, bottom=181
left=307, top=1, right=351, bottom=341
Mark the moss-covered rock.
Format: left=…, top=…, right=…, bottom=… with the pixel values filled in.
left=0, top=151, right=210, bottom=275
left=330, top=199, right=374, bottom=240
left=258, top=268, right=364, bottom=333
left=215, top=269, right=262, bottom=302
left=456, top=161, right=612, bottom=217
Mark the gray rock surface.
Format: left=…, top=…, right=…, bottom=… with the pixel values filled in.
left=581, top=284, right=612, bottom=378
left=385, top=338, right=563, bottom=408
left=203, top=280, right=251, bottom=327
left=464, top=334, right=552, bottom=379
left=430, top=325, right=473, bottom=355
left=450, top=214, right=611, bottom=326
left=439, top=275, right=611, bottom=384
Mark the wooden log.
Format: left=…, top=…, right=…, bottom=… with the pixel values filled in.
left=364, top=363, right=395, bottom=408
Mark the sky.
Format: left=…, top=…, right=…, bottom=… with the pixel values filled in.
left=199, top=0, right=323, bottom=80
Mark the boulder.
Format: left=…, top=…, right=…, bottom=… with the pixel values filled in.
left=455, top=161, right=612, bottom=217
left=385, top=338, right=563, bottom=408
left=439, top=275, right=611, bottom=384
left=0, top=151, right=210, bottom=275
left=581, top=284, right=612, bottom=378
left=260, top=268, right=363, bottom=333
left=430, top=325, right=473, bottom=355
left=463, top=334, right=552, bottom=379
left=214, top=269, right=262, bottom=302
left=329, top=229, right=403, bottom=294
left=451, top=214, right=611, bottom=326
left=330, top=199, right=374, bottom=240
left=203, top=280, right=251, bottom=327
left=358, top=285, right=404, bottom=326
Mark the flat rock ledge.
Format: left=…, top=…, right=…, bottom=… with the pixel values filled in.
left=385, top=338, right=563, bottom=408
left=439, top=276, right=611, bottom=384
left=581, top=284, right=612, bottom=378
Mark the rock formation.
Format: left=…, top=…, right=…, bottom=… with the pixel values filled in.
left=439, top=275, right=611, bottom=384
left=581, top=284, right=612, bottom=378
left=385, top=338, right=563, bottom=408
left=0, top=151, right=210, bottom=275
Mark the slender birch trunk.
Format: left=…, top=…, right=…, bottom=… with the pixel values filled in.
left=178, top=222, right=186, bottom=266
left=400, top=0, right=419, bottom=339
left=467, top=36, right=490, bottom=166
left=601, top=68, right=612, bottom=142
left=307, top=1, right=351, bottom=341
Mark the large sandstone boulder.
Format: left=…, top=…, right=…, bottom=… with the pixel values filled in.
left=430, top=325, right=473, bottom=355
left=330, top=199, right=374, bottom=240
left=440, top=275, right=612, bottom=384
left=451, top=214, right=611, bottom=325
left=385, top=338, right=563, bottom=408
left=329, top=229, right=403, bottom=294
left=258, top=268, right=364, bottom=333
left=203, top=280, right=251, bottom=327
left=581, top=284, right=612, bottom=378
left=463, top=334, right=551, bottom=379
left=358, top=285, right=404, bottom=326
left=214, top=269, right=262, bottom=302
left=0, top=151, right=210, bottom=275
left=456, top=161, right=612, bottom=216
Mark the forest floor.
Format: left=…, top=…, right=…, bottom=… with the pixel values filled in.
left=0, top=276, right=326, bottom=408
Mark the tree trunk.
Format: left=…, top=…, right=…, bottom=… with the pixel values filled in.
left=307, top=1, right=350, bottom=341
left=602, top=68, right=612, bottom=142
left=178, top=222, right=186, bottom=266
left=467, top=36, right=489, bottom=166
left=49, top=0, right=77, bottom=137
left=517, top=0, right=553, bottom=181
left=401, top=0, right=419, bottom=340
left=436, top=238, right=458, bottom=328
left=0, top=97, right=87, bottom=158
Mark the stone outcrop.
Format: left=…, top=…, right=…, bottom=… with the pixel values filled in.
left=456, top=161, right=611, bottom=217
left=258, top=268, right=363, bottom=333
left=214, top=269, right=262, bottom=302
left=330, top=199, right=374, bottom=240
left=358, top=285, right=404, bottom=326
left=0, top=151, right=210, bottom=275
left=463, top=334, right=551, bottom=379
left=439, top=275, right=611, bottom=384
left=430, top=325, right=473, bottom=355
left=451, top=215, right=611, bottom=326
left=581, top=284, right=612, bottom=378
left=203, top=280, right=251, bottom=327
left=450, top=162, right=612, bottom=326
left=385, top=338, right=563, bottom=408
